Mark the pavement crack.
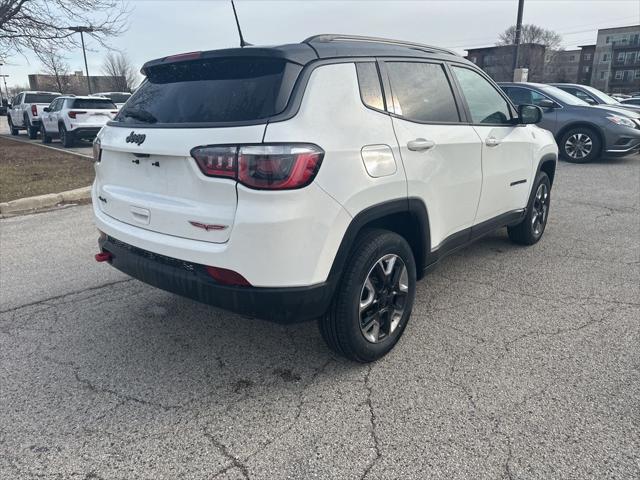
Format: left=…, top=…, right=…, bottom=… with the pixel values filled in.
left=73, top=370, right=181, bottom=411
left=204, top=430, right=250, bottom=479
left=360, top=365, right=382, bottom=480
left=0, top=279, right=134, bottom=315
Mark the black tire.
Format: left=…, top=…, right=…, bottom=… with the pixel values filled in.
left=8, top=117, right=19, bottom=136
left=41, top=124, right=52, bottom=144
left=26, top=116, right=38, bottom=139
left=59, top=125, right=74, bottom=148
left=319, top=229, right=416, bottom=362
left=508, top=171, right=551, bottom=245
left=559, top=127, right=601, bottom=163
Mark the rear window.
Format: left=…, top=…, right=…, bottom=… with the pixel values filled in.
left=72, top=99, right=117, bottom=109
left=24, top=93, right=58, bottom=104
left=116, top=57, right=301, bottom=125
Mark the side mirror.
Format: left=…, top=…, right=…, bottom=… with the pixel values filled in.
left=43, top=107, right=50, bottom=112
left=538, top=99, right=556, bottom=109
left=583, top=97, right=596, bottom=105
left=518, top=104, right=543, bottom=125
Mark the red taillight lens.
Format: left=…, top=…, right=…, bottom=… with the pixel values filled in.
left=191, top=146, right=237, bottom=178
left=68, top=110, right=87, bottom=119
left=205, top=266, right=251, bottom=286
left=31, top=105, right=38, bottom=116
left=190, top=144, right=324, bottom=190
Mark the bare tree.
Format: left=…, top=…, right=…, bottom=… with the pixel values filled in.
left=497, top=24, right=563, bottom=81
left=497, top=24, right=562, bottom=50
left=0, top=0, right=129, bottom=58
left=101, top=51, right=137, bottom=91
left=38, top=48, right=70, bottom=93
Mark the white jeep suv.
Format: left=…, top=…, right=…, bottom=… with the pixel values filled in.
left=41, top=95, right=118, bottom=147
left=93, top=35, right=558, bottom=362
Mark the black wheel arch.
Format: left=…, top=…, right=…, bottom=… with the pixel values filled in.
left=327, top=198, right=430, bottom=285
left=555, top=122, right=604, bottom=157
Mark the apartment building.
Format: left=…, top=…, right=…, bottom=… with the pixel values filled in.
left=592, top=25, right=640, bottom=94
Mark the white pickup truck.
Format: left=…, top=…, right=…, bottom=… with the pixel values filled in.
left=7, top=91, right=60, bottom=138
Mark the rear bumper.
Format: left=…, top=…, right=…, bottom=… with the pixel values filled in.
left=99, top=235, right=335, bottom=323
left=70, top=127, right=101, bottom=138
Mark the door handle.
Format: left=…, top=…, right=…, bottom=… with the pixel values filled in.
left=407, top=138, right=436, bottom=151
left=485, top=136, right=501, bottom=147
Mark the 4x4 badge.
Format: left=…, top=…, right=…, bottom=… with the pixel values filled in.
left=126, top=131, right=146, bottom=145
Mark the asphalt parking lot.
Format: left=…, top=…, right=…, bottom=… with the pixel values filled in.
left=1, top=154, right=639, bottom=479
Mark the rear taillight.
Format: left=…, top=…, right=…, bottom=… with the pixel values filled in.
left=190, top=144, right=324, bottom=190
left=93, top=137, right=102, bottom=163
left=31, top=105, right=38, bottom=116
left=68, top=110, right=87, bottom=119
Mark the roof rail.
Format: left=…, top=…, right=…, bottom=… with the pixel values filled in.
left=303, top=34, right=459, bottom=57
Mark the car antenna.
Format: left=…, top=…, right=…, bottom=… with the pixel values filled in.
left=231, top=0, right=252, bottom=47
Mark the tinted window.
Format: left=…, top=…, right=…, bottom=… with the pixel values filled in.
left=102, top=93, right=131, bottom=104
left=451, top=66, right=511, bottom=124
left=356, top=62, right=384, bottom=110
left=72, top=99, right=116, bottom=109
left=504, top=87, right=552, bottom=107
left=24, top=93, right=59, bottom=104
left=386, top=62, right=459, bottom=123
left=117, top=57, right=300, bottom=124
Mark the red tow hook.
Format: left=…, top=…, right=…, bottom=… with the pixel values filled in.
left=95, top=251, right=112, bottom=262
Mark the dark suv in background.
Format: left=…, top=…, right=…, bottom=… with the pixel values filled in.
left=500, top=82, right=640, bottom=163
left=551, top=83, right=640, bottom=113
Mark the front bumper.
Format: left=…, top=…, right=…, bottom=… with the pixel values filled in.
left=98, top=235, right=335, bottom=323
left=605, top=126, right=640, bottom=156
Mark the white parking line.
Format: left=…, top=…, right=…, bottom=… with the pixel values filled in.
left=0, top=133, right=93, bottom=159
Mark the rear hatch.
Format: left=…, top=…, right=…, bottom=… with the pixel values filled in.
left=69, top=98, right=118, bottom=126
left=24, top=92, right=60, bottom=118
left=95, top=55, right=301, bottom=244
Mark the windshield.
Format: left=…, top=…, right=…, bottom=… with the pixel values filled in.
left=116, top=57, right=301, bottom=125
left=24, top=93, right=59, bottom=104
left=580, top=85, right=619, bottom=105
left=541, top=86, right=590, bottom=106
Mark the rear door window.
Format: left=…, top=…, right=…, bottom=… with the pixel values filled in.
left=117, top=57, right=301, bottom=125
left=356, top=62, right=385, bottom=111
left=385, top=62, right=460, bottom=123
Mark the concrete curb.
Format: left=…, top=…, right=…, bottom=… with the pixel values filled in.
left=0, top=186, right=91, bottom=215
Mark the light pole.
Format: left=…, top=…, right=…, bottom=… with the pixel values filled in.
left=68, top=26, right=95, bottom=94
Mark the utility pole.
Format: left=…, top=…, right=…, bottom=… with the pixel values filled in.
left=0, top=62, right=4, bottom=106
left=68, top=26, right=95, bottom=94
left=0, top=73, right=9, bottom=105
left=512, top=0, right=525, bottom=80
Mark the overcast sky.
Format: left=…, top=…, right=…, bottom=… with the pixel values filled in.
left=2, top=0, right=639, bottom=88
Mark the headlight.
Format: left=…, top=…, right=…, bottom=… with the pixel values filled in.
left=606, top=115, right=637, bottom=129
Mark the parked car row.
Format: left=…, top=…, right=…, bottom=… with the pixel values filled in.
left=5, top=91, right=132, bottom=147
left=498, top=82, right=640, bottom=163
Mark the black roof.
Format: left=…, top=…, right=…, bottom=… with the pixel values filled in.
left=141, top=34, right=468, bottom=74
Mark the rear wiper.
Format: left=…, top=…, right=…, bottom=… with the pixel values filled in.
left=122, top=108, right=157, bottom=123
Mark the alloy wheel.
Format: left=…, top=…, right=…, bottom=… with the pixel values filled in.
left=531, top=183, right=550, bottom=237
left=359, top=253, right=409, bottom=343
left=564, top=133, right=593, bottom=160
